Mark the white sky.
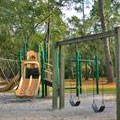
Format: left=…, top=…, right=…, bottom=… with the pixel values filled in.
left=62, top=1, right=94, bottom=20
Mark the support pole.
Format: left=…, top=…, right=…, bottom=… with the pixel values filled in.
left=44, top=42, right=48, bottom=62
left=23, top=43, right=27, bottom=60
left=19, top=51, right=22, bottom=79
left=115, top=27, right=120, bottom=120
left=79, top=54, right=82, bottom=94
left=95, top=56, right=99, bottom=94
left=76, top=52, right=79, bottom=96
left=41, top=51, right=45, bottom=98
left=52, top=44, right=58, bottom=109
left=59, top=46, right=65, bottom=109
left=57, top=51, right=60, bottom=97
left=35, top=44, right=40, bottom=61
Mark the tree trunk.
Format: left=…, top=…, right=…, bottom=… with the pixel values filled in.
left=98, top=0, right=113, bottom=83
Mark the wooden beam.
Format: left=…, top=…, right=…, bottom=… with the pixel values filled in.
left=59, top=46, right=65, bottom=109
left=52, top=43, right=58, bottom=109
left=115, top=27, right=120, bottom=120
left=56, top=30, right=115, bottom=46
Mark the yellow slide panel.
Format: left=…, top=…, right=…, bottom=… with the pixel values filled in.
left=15, top=77, right=30, bottom=97
left=25, top=75, right=41, bottom=97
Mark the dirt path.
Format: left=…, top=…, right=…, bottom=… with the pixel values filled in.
left=0, top=93, right=116, bottom=120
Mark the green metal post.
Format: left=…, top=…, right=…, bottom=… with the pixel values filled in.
left=76, top=52, right=79, bottom=96
left=35, top=44, right=39, bottom=53
left=59, top=46, right=65, bottom=109
left=95, top=56, right=99, bottom=94
left=41, top=51, right=45, bottom=98
left=19, top=51, right=22, bottom=79
left=44, top=42, right=48, bottom=62
left=79, top=54, right=82, bottom=94
left=35, top=44, right=40, bottom=61
left=57, top=51, right=60, bottom=97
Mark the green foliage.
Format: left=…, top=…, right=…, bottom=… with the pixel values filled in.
left=0, top=0, right=119, bottom=78
left=0, top=0, right=68, bottom=59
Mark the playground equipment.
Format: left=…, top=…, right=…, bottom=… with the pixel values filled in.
left=68, top=52, right=100, bottom=107
left=69, top=67, right=81, bottom=107
left=52, top=27, right=120, bottom=113
left=92, top=66, right=105, bottom=112
left=41, top=50, right=53, bottom=98
left=16, top=43, right=42, bottom=98
left=0, top=41, right=53, bottom=99
left=0, top=74, right=19, bottom=92
left=17, top=42, right=53, bottom=98
left=0, top=58, right=19, bottom=92
left=75, top=52, right=100, bottom=95
left=25, top=75, right=40, bottom=97
left=0, top=34, right=107, bottom=113
left=1, top=27, right=120, bottom=120
left=69, top=97, right=80, bottom=107
left=76, top=52, right=105, bottom=112
left=16, top=61, right=41, bottom=97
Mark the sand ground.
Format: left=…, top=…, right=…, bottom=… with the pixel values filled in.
left=0, top=93, right=116, bottom=120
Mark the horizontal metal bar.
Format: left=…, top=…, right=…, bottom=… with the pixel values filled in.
left=56, top=30, right=115, bottom=46
left=70, top=59, right=94, bottom=63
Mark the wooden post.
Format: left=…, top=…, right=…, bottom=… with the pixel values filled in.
left=52, top=44, right=58, bottom=109
left=47, top=43, right=51, bottom=96
left=59, top=46, right=65, bottom=109
left=115, top=27, right=120, bottom=120
left=44, top=42, right=48, bottom=96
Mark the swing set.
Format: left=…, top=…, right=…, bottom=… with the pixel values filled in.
left=52, top=27, right=120, bottom=120
left=69, top=66, right=81, bottom=107
left=92, top=65, right=105, bottom=113
left=67, top=51, right=105, bottom=112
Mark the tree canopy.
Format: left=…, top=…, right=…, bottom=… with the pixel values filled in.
left=0, top=0, right=120, bottom=82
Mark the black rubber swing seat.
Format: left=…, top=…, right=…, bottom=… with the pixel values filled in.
left=92, top=102, right=105, bottom=113
left=69, top=99, right=81, bottom=107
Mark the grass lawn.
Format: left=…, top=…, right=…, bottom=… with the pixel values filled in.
left=65, top=78, right=116, bottom=94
